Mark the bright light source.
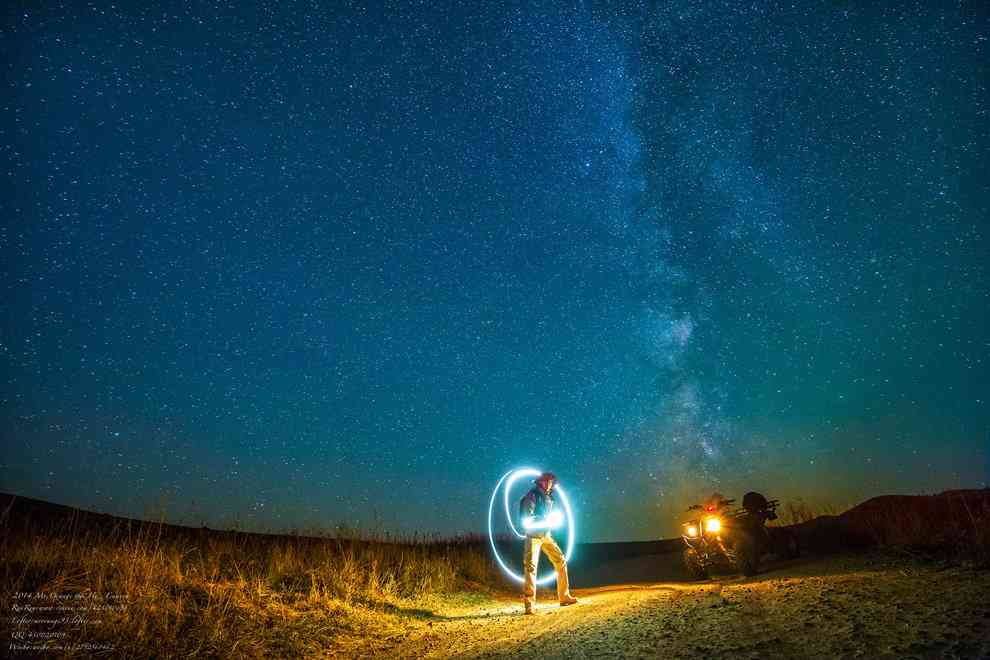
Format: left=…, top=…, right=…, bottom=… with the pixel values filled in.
left=705, top=517, right=721, bottom=533
left=685, top=525, right=698, bottom=538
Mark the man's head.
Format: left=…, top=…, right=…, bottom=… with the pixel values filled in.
left=535, top=472, right=557, bottom=493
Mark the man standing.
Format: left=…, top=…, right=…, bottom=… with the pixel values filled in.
left=518, top=471, right=578, bottom=614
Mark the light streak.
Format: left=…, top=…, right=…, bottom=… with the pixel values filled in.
left=487, top=467, right=575, bottom=585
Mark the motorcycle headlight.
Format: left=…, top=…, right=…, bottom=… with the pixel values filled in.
left=705, top=517, right=721, bottom=533
left=684, top=525, right=698, bottom=538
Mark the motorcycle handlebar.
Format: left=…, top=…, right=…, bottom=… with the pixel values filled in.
left=687, top=498, right=736, bottom=511
left=687, top=497, right=783, bottom=512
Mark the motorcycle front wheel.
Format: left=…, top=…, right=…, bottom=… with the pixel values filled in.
left=683, top=547, right=709, bottom=580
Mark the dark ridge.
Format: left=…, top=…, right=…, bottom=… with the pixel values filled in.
left=788, top=488, right=990, bottom=555
left=3, top=488, right=987, bottom=559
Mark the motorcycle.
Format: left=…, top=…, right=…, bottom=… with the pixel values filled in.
left=680, top=491, right=799, bottom=579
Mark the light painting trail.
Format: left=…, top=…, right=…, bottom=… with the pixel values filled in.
left=487, top=467, right=575, bottom=585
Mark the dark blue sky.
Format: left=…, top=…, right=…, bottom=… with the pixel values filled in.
left=2, top=1, right=987, bottom=540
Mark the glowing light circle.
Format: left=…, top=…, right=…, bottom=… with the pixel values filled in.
left=487, top=467, right=575, bottom=585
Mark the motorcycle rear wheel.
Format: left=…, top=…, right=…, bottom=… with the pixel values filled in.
left=776, top=529, right=800, bottom=559
left=733, top=533, right=760, bottom=577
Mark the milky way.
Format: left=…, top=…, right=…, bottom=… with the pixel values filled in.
left=2, top=1, right=987, bottom=540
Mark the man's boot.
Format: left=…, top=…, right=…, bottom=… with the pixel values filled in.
left=524, top=602, right=535, bottom=615
left=560, top=596, right=578, bottom=606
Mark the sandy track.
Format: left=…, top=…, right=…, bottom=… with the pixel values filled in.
left=390, top=555, right=990, bottom=659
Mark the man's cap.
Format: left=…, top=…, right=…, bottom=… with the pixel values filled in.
left=534, top=471, right=557, bottom=485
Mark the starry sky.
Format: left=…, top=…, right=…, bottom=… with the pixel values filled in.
left=2, top=1, right=987, bottom=541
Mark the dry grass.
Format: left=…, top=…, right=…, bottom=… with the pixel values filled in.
left=846, top=491, right=990, bottom=565
left=0, top=504, right=508, bottom=658
left=778, top=490, right=990, bottom=566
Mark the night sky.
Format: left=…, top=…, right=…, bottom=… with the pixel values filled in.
left=2, top=1, right=987, bottom=541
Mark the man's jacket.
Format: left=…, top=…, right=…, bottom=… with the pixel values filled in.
left=519, top=486, right=555, bottom=535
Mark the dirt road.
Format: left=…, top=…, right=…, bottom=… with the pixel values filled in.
left=390, top=554, right=990, bottom=659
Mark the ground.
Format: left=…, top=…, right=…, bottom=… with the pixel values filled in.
left=387, top=554, right=990, bottom=659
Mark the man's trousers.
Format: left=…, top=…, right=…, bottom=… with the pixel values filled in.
left=522, top=533, right=572, bottom=606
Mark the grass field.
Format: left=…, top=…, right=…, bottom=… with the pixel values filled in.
left=1, top=497, right=510, bottom=657
left=2, top=488, right=986, bottom=657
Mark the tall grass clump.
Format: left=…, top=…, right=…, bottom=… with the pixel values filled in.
left=0, top=500, right=507, bottom=658
left=776, top=490, right=990, bottom=565
left=847, top=490, right=990, bottom=565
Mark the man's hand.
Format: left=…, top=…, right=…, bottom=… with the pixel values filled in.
left=522, top=515, right=541, bottom=530
left=522, top=510, right=564, bottom=531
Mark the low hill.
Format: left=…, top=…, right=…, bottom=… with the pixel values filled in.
left=4, top=487, right=987, bottom=561
left=788, top=488, right=990, bottom=557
